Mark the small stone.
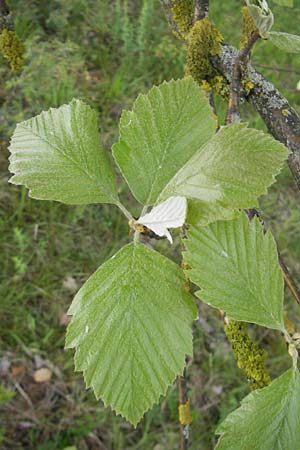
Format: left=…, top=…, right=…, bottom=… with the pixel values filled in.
left=33, top=367, right=52, bottom=383
left=212, top=385, right=223, bottom=395
left=0, top=356, right=11, bottom=377
left=63, top=276, right=78, bottom=291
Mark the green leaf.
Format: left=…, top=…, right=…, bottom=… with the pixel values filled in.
left=160, top=122, right=289, bottom=209
left=272, top=0, right=293, bottom=7
left=183, top=213, right=284, bottom=331
left=112, top=77, right=217, bottom=206
left=186, top=200, right=239, bottom=228
left=268, top=31, right=300, bottom=53
left=9, top=99, right=119, bottom=205
left=65, top=242, right=196, bottom=426
left=246, top=1, right=274, bottom=37
left=215, top=367, right=300, bottom=450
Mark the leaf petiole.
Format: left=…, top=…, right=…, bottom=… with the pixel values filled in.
left=116, top=200, right=133, bottom=221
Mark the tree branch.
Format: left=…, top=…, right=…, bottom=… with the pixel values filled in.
left=160, top=0, right=192, bottom=41
left=160, top=0, right=182, bottom=37
left=177, top=373, right=191, bottom=450
left=0, top=0, right=9, bottom=16
left=278, top=254, right=300, bottom=308
left=0, top=0, right=12, bottom=30
left=210, top=43, right=300, bottom=191
left=160, top=0, right=300, bottom=191
left=225, top=31, right=260, bottom=124
left=194, top=0, right=209, bottom=22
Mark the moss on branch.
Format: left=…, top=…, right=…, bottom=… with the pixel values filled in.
left=185, top=18, right=229, bottom=97
left=240, top=6, right=256, bottom=49
left=0, top=28, right=24, bottom=71
left=170, top=0, right=194, bottom=38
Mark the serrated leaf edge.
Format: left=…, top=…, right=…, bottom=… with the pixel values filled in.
left=65, top=242, right=195, bottom=426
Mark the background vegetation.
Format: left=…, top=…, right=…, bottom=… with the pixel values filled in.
left=0, top=1, right=300, bottom=448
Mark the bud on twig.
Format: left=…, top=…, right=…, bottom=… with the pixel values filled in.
left=246, top=0, right=274, bottom=37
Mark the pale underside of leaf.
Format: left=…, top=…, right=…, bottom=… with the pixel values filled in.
left=183, top=213, right=284, bottom=331
left=9, top=99, right=118, bottom=205
left=137, top=196, right=187, bottom=243
left=65, top=242, right=196, bottom=426
left=246, top=2, right=274, bottom=37
left=216, top=367, right=300, bottom=450
left=268, top=31, right=300, bottom=53
left=159, top=122, right=289, bottom=209
left=112, top=77, right=217, bottom=206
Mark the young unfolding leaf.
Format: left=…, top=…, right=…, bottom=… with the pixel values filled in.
left=215, top=367, right=300, bottom=450
left=268, top=31, right=300, bottom=53
left=183, top=213, right=285, bottom=331
left=112, top=77, right=217, bottom=206
left=159, top=122, right=289, bottom=209
left=136, top=196, right=187, bottom=244
left=9, top=99, right=119, bottom=205
left=65, top=242, right=196, bottom=426
left=246, top=0, right=274, bottom=36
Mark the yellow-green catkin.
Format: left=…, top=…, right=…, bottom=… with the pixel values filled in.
left=171, top=0, right=194, bottom=39
left=178, top=400, right=192, bottom=425
left=224, top=320, right=271, bottom=390
left=0, top=28, right=24, bottom=71
left=185, top=18, right=228, bottom=97
left=240, top=6, right=256, bottom=49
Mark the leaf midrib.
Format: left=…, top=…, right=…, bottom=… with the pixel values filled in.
left=129, top=243, right=137, bottom=421
left=144, top=86, right=191, bottom=206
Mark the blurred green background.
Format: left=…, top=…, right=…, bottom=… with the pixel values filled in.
left=1, top=1, right=300, bottom=449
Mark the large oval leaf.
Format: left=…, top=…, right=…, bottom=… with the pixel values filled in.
left=9, top=99, right=119, bottom=205
left=268, top=31, right=300, bottom=53
left=216, top=367, right=300, bottom=450
left=65, top=242, right=196, bottom=426
left=112, top=77, right=217, bottom=206
left=160, top=122, right=289, bottom=208
left=183, top=213, right=284, bottom=331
